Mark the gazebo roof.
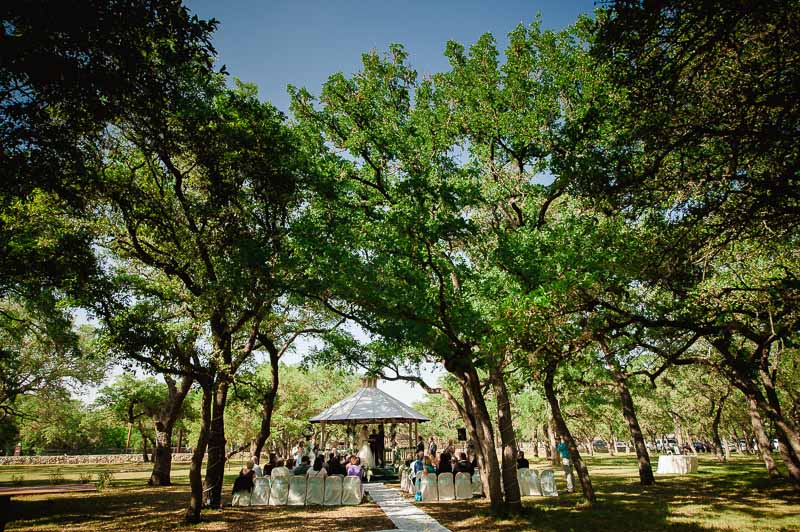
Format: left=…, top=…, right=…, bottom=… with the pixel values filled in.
left=309, top=378, right=429, bottom=425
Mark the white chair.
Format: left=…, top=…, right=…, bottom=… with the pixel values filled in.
left=454, top=472, right=472, bottom=500
left=437, top=472, right=455, bottom=501
left=472, top=471, right=483, bottom=496
left=517, top=468, right=530, bottom=497
left=323, top=475, right=343, bottom=506
left=231, top=490, right=251, bottom=506
left=420, top=473, right=439, bottom=502
left=251, top=476, right=270, bottom=505
left=341, top=476, right=362, bottom=505
left=526, top=469, right=542, bottom=496
left=269, top=476, right=289, bottom=505
left=412, top=471, right=423, bottom=495
left=306, top=476, right=324, bottom=505
left=288, top=475, right=307, bottom=506
left=539, top=468, right=558, bottom=496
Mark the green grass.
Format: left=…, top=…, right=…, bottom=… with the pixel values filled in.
left=1, top=455, right=798, bottom=531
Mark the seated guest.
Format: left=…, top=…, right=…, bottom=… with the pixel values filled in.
left=346, top=455, right=365, bottom=480
left=438, top=448, right=452, bottom=474
left=293, top=455, right=311, bottom=475
left=232, top=464, right=255, bottom=494
left=453, top=452, right=474, bottom=476
left=423, top=455, right=436, bottom=476
left=517, top=450, right=529, bottom=469
left=412, top=451, right=425, bottom=476
left=285, top=458, right=296, bottom=470
left=250, top=456, right=263, bottom=477
left=263, top=453, right=277, bottom=476
left=328, top=453, right=346, bottom=475
left=270, top=459, right=291, bottom=477
left=307, top=454, right=328, bottom=478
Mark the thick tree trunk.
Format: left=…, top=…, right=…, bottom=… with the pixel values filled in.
left=450, top=362, right=504, bottom=513
left=543, top=363, right=595, bottom=503
left=616, top=377, right=654, bottom=484
left=586, top=438, right=594, bottom=457
left=150, top=374, right=193, bottom=486
left=747, top=396, right=780, bottom=477
left=203, top=378, right=229, bottom=508
left=490, top=365, right=521, bottom=514
left=186, top=380, right=212, bottom=523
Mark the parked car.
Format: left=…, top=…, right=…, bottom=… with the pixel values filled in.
left=592, top=439, right=608, bottom=452
left=615, top=441, right=628, bottom=453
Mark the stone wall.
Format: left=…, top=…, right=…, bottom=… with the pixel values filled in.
left=0, top=453, right=198, bottom=466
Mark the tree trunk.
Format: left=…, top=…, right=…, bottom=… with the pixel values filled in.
left=532, top=426, right=539, bottom=458
left=543, top=363, right=595, bottom=503
left=203, top=378, right=229, bottom=508
left=449, top=361, right=504, bottom=513
left=748, top=396, right=781, bottom=477
left=586, top=438, right=594, bottom=457
left=543, top=424, right=552, bottom=460
left=616, top=378, right=654, bottom=484
left=139, top=422, right=150, bottom=462
left=252, top=339, right=281, bottom=460
left=670, top=413, right=685, bottom=452
left=150, top=374, right=193, bottom=486
left=546, top=419, right=559, bottom=466
left=489, top=365, right=521, bottom=514
left=608, top=432, right=616, bottom=456
left=711, top=395, right=726, bottom=462
left=185, top=380, right=212, bottom=523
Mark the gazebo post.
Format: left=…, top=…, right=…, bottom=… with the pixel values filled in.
left=320, top=422, right=326, bottom=452
left=408, top=422, right=412, bottom=456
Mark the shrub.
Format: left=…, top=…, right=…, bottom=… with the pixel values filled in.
left=79, top=472, right=94, bottom=484
left=96, top=470, right=115, bottom=491
left=47, top=469, right=65, bottom=485
left=11, top=474, right=24, bottom=486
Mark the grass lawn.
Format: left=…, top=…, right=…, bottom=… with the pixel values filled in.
left=0, top=455, right=798, bottom=531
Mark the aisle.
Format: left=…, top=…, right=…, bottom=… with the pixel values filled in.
left=364, top=482, right=451, bottom=532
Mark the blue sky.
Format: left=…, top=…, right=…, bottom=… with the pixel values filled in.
left=186, top=0, right=598, bottom=113
left=178, top=0, right=598, bottom=406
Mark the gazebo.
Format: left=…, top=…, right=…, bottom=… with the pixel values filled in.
left=310, top=377, right=429, bottom=463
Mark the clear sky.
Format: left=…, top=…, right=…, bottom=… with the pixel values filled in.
left=180, top=0, right=598, bottom=406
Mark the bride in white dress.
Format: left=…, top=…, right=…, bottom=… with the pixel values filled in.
left=357, top=425, right=374, bottom=468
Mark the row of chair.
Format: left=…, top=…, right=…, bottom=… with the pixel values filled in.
left=232, top=475, right=362, bottom=507
left=400, top=468, right=558, bottom=502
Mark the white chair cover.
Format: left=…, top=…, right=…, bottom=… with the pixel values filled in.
left=472, top=472, right=483, bottom=496
left=437, top=472, right=455, bottom=501
left=455, top=472, right=472, bottom=500
left=400, top=468, right=410, bottom=493
left=251, top=477, right=270, bottom=505
left=539, top=469, right=558, bottom=496
left=420, top=474, right=439, bottom=502
left=306, top=476, right=324, bottom=505
left=342, top=476, right=362, bottom=505
left=288, top=475, right=307, bottom=506
left=269, top=476, right=289, bottom=505
left=323, top=475, right=343, bottom=506
left=517, top=468, right=530, bottom=497
left=231, top=490, right=251, bottom=506
left=527, top=469, right=542, bottom=496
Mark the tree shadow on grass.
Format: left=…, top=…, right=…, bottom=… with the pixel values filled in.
left=6, top=484, right=396, bottom=532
